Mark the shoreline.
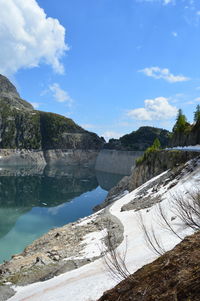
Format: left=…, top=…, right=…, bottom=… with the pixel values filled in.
left=0, top=204, right=124, bottom=301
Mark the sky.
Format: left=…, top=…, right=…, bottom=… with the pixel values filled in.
left=1, top=0, right=200, bottom=140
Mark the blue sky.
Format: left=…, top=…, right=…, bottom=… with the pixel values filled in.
left=1, top=0, right=200, bottom=140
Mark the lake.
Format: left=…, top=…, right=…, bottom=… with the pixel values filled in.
left=0, top=165, right=123, bottom=263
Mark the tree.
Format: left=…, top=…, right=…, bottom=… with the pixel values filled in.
left=152, top=138, right=161, bottom=150
left=194, top=104, right=200, bottom=123
left=173, top=109, right=187, bottom=132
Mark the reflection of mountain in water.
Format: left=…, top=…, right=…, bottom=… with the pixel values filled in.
left=0, top=165, right=98, bottom=239
left=95, top=170, right=123, bottom=191
left=0, top=165, right=124, bottom=240
left=0, top=165, right=98, bottom=208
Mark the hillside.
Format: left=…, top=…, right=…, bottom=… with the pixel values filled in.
left=98, top=230, right=200, bottom=301
left=1, top=150, right=200, bottom=301
left=104, top=126, right=171, bottom=151
left=0, top=75, right=103, bottom=151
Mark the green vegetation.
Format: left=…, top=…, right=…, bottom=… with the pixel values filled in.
left=104, top=126, right=170, bottom=151
left=170, top=105, right=200, bottom=147
left=0, top=100, right=103, bottom=150
left=172, top=109, right=188, bottom=133
left=136, top=138, right=161, bottom=165
left=194, top=104, right=200, bottom=123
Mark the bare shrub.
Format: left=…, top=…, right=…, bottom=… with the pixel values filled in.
left=102, top=189, right=200, bottom=281
left=138, top=211, right=165, bottom=256
left=102, top=222, right=131, bottom=282
left=139, top=188, right=200, bottom=256
left=172, top=189, right=200, bottom=230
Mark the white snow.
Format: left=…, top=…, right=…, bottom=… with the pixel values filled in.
left=166, top=145, right=200, bottom=151
left=8, top=164, right=200, bottom=301
left=79, top=230, right=107, bottom=259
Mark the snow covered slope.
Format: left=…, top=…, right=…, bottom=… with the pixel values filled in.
left=8, top=157, right=200, bottom=301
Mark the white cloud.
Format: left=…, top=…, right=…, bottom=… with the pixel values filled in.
left=102, top=131, right=122, bottom=141
left=0, top=0, right=68, bottom=75
left=140, top=67, right=190, bottom=83
left=172, top=31, right=178, bottom=37
left=194, top=97, right=200, bottom=102
left=127, top=97, right=178, bottom=121
left=49, top=83, right=73, bottom=105
left=163, top=0, right=173, bottom=4
left=81, top=124, right=96, bottom=130
left=30, top=102, right=40, bottom=109
left=138, top=0, right=174, bottom=5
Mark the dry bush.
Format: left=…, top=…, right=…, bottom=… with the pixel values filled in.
left=102, top=222, right=131, bottom=282
left=172, top=189, right=200, bottom=231
left=139, top=188, right=200, bottom=256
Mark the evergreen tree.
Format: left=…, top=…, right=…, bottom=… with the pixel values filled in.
left=173, top=109, right=187, bottom=132
left=194, top=104, right=200, bottom=123
left=152, top=137, right=161, bottom=150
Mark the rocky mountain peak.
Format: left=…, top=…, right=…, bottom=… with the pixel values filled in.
left=0, top=74, right=33, bottom=110
left=0, top=74, right=20, bottom=98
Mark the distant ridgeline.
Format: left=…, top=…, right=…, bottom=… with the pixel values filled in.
left=104, top=126, right=171, bottom=151
left=170, top=108, right=200, bottom=147
left=0, top=74, right=104, bottom=150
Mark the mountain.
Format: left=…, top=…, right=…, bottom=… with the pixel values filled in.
left=104, top=126, right=171, bottom=151
left=0, top=75, right=104, bottom=156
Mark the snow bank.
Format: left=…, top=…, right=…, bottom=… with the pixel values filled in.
left=166, top=145, right=200, bottom=151
left=8, top=165, right=200, bottom=301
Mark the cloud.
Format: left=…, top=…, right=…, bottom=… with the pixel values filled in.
left=81, top=124, right=96, bottom=130
left=172, top=31, right=178, bottom=37
left=49, top=83, right=73, bottom=105
left=140, top=67, right=190, bottom=83
left=102, top=131, right=122, bottom=141
left=127, top=97, right=178, bottom=121
left=0, top=0, right=68, bottom=75
left=138, top=0, right=174, bottom=5
left=30, top=102, right=40, bottom=109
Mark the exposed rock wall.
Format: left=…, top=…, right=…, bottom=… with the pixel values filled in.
left=170, top=121, right=200, bottom=147
left=0, top=149, right=99, bottom=167
left=102, top=150, right=199, bottom=208
left=95, top=150, right=143, bottom=175
left=0, top=75, right=104, bottom=152
left=44, top=149, right=99, bottom=166
left=0, top=149, right=46, bottom=166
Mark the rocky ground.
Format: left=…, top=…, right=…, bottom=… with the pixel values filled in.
left=98, top=230, right=200, bottom=301
left=0, top=208, right=123, bottom=300
left=1, top=153, right=199, bottom=301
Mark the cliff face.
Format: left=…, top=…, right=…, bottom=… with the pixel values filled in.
left=104, top=126, right=171, bottom=151
left=0, top=75, right=103, bottom=152
left=102, top=150, right=199, bottom=208
left=170, top=121, right=200, bottom=147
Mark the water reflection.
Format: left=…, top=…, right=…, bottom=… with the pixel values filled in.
left=0, top=165, right=124, bottom=262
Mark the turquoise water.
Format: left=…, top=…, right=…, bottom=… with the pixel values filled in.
left=0, top=165, right=123, bottom=263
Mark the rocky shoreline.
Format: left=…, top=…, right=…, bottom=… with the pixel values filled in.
left=0, top=149, right=99, bottom=167
left=0, top=206, right=124, bottom=301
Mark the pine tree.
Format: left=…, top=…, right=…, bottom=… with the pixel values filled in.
left=152, top=138, right=161, bottom=150
left=173, top=109, right=187, bottom=132
left=194, top=104, right=200, bottom=123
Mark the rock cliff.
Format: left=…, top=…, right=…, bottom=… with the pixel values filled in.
left=0, top=75, right=104, bottom=165
left=99, top=150, right=199, bottom=210
left=170, top=120, right=200, bottom=147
